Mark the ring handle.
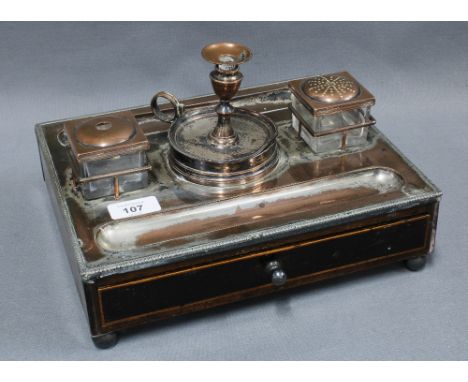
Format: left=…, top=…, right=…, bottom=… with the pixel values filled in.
left=151, top=91, right=184, bottom=123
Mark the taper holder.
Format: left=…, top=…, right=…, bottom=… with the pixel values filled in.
left=150, top=42, right=278, bottom=187
left=202, top=42, right=252, bottom=147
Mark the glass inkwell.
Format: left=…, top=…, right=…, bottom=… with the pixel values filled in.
left=63, top=111, right=151, bottom=200
left=289, top=72, right=376, bottom=154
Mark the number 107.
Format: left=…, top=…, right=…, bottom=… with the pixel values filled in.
left=123, top=205, right=143, bottom=214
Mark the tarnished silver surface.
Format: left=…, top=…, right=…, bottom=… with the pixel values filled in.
left=168, top=106, right=278, bottom=186
left=35, top=78, right=442, bottom=281
left=153, top=43, right=279, bottom=187
left=75, top=116, right=135, bottom=148
left=289, top=72, right=375, bottom=117
left=201, top=42, right=252, bottom=66
left=95, top=167, right=404, bottom=253
left=63, top=111, right=149, bottom=162
left=303, top=74, right=360, bottom=103
left=171, top=108, right=275, bottom=163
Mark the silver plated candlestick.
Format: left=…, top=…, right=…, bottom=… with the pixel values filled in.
left=151, top=42, right=279, bottom=187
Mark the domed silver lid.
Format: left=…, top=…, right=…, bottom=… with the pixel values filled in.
left=302, top=74, right=360, bottom=103
left=64, top=111, right=149, bottom=162
left=75, top=116, right=136, bottom=148
left=288, top=71, right=376, bottom=116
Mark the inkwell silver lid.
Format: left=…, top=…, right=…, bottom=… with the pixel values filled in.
left=64, top=112, right=149, bottom=162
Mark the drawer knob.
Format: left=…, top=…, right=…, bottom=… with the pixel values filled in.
left=266, top=260, right=287, bottom=287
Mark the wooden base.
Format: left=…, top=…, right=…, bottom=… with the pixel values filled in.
left=92, top=257, right=429, bottom=348
left=84, top=204, right=437, bottom=347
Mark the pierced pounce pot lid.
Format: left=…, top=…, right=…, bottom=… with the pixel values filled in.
left=288, top=71, right=376, bottom=116
left=302, top=74, right=360, bottom=103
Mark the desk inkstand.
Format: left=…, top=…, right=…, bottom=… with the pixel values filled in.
left=35, top=42, right=441, bottom=348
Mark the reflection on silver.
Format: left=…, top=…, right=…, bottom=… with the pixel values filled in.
left=96, top=167, right=404, bottom=253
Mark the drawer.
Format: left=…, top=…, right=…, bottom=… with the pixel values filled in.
left=96, top=214, right=430, bottom=330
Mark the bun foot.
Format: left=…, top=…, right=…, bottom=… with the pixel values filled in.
left=92, top=332, right=119, bottom=349
left=404, top=256, right=427, bottom=272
